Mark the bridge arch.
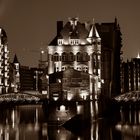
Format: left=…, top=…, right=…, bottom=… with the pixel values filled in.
left=0, top=93, right=41, bottom=102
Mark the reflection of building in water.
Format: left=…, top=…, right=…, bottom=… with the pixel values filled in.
left=0, top=105, right=48, bottom=140
left=116, top=104, right=140, bottom=139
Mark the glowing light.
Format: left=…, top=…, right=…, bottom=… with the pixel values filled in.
left=77, top=105, right=83, bottom=114
left=101, top=79, right=104, bottom=83
left=57, top=129, right=60, bottom=133
left=60, top=105, right=65, bottom=112
left=57, top=79, right=61, bottom=83
left=42, top=90, right=47, bottom=95
left=53, top=97, right=59, bottom=101
left=97, top=82, right=101, bottom=88
left=67, top=94, right=73, bottom=100
left=80, top=90, right=88, bottom=100
left=137, top=52, right=140, bottom=59
left=41, top=50, right=44, bottom=54
left=78, top=137, right=81, bottom=140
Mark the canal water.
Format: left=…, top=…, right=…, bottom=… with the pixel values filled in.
left=0, top=104, right=139, bottom=140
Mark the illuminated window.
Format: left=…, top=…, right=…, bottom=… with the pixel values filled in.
left=77, top=67, right=82, bottom=71
left=75, top=39, right=80, bottom=45
left=15, top=64, right=19, bottom=69
left=62, top=66, right=66, bottom=71
left=58, top=39, right=63, bottom=45
left=97, top=55, right=101, bottom=60
left=56, top=67, right=59, bottom=72
left=4, top=46, right=7, bottom=52
left=70, top=39, right=74, bottom=45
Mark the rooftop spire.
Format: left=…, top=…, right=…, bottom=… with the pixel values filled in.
left=87, top=18, right=100, bottom=44
left=13, top=54, right=19, bottom=63
left=88, top=19, right=100, bottom=38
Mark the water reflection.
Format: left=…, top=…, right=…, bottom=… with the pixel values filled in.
left=115, top=104, right=140, bottom=140
left=0, top=104, right=139, bottom=140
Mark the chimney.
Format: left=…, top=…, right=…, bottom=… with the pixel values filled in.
left=57, top=21, right=63, bottom=36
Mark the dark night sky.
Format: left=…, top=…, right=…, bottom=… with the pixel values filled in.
left=0, top=0, right=139, bottom=67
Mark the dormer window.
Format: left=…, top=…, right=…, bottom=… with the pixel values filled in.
left=58, top=39, right=63, bottom=45
left=70, top=39, right=74, bottom=45
left=75, top=39, right=80, bottom=45
left=69, top=39, right=80, bottom=45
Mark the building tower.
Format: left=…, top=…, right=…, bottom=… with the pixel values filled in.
left=0, top=28, right=9, bottom=94
left=12, top=54, right=20, bottom=92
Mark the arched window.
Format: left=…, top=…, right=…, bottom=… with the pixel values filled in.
left=92, top=53, right=96, bottom=67
left=62, top=52, right=68, bottom=62
left=62, top=66, right=66, bottom=71
left=68, top=52, right=74, bottom=61
left=77, top=52, right=82, bottom=62
left=53, top=53, right=59, bottom=61
left=83, top=52, right=89, bottom=62
left=83, top=66, right=88, bottom=72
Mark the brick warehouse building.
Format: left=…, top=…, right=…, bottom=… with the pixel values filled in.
left=47, top=18, right=122, bottom=98
left=0, top=28, right=9, bottom=94
left=121, top=54, right=140, bottom=93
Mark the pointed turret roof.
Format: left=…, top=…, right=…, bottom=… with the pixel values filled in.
left=88, top=19, right=100, bottom=38
left=13, top=54, right=19, bottom=63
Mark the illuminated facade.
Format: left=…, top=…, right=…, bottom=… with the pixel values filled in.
left=48, top=18, right=101, bottom=76
left=0, top=28, right=9, bottom=94
left=48, top=18, right=102, bottom=99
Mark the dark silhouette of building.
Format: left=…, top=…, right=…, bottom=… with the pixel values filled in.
left=121, top=54, right=140, bottom=93
left=96, top=18, right=122, bottom=97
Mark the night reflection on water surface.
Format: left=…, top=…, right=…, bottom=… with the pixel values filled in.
left=0, top=104, right=139, bottom=140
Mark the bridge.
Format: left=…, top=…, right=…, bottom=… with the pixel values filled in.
left=115, top=91, right=140, bottom=103
left=0, top=92, right=46, bottom=104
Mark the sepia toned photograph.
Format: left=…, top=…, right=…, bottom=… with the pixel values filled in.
left=0, top=0, right=139, bottom=139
